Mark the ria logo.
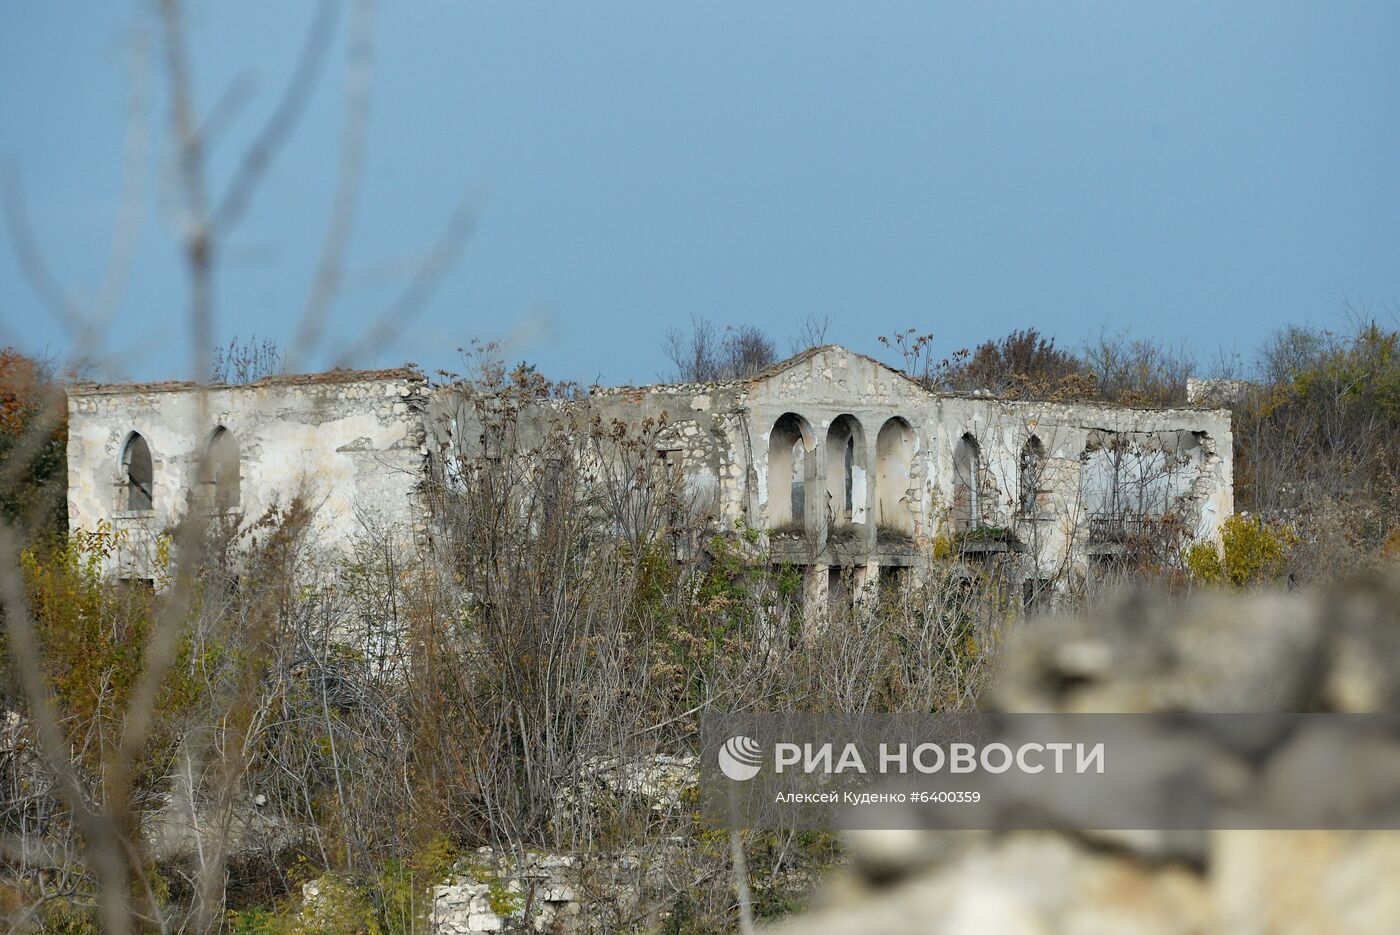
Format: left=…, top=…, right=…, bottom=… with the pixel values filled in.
left=718, top=735, right=763, bottom=781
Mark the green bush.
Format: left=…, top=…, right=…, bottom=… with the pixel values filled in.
left=1186, top=515, right=1295, bottom=587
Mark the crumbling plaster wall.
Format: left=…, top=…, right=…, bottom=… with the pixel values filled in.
left=590, top=382, right=747, bottom=522
left=67, top=372, right=428, bottom=576
left=733, top=348, right=1232, bottom=575
left=923, top=398, right=1226, bottom=514
left=430, top=347, right=1233, bottom=579
left=926, top=396, right=1233, bottom=576
left=425, top=349, right=941, bottom=545
left=1038, top=401, right=1232, bottom=571
left=427, top=381, right=746, bottom=526
left=422, top=347, right=1234, bottom=582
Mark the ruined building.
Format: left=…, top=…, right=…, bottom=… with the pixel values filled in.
left=66, top=346, right=1232, bottom=602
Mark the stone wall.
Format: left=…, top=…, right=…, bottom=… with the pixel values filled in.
left=67, top=369, right=429, bottom=576
left=70, top=346, right=1233, bottom=589
left=429, top=848, right=647, bottom=934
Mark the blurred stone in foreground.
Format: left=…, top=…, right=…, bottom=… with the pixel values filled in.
left=767, top=575, right=1400, bottom=935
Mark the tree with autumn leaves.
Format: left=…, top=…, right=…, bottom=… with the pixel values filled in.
left=0, top=347, right=67, bottom=539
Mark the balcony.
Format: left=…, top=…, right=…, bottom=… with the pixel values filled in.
left=1085, top=512, right=1184, bottom=558
left=955, top=524, right=1025, bottom=557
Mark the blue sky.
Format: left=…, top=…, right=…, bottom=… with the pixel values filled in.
left=2, top=2, right=1398, bottom=385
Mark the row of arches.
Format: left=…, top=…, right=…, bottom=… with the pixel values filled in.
left=120, top=427, right=241, bottom=512
left=767, top=413, right=917, bottom=535
left=766, top=418, right=1051, bottom=537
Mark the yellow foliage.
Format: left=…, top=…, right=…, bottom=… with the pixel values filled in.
left=1381, top=525, right=1400, bottom=560
left=930, top=534, right=954, bottom=561
left=1186, top=515, right=1296, bottom=587
left=8, top=523, right=193, bottom=777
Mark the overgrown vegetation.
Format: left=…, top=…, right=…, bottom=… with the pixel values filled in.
left=210, top=336, right=284, bottom=386
left=0, top=359, right=1011, bottom=931
left=879, top=325, right=1195, bottom=405
left=1231, top=319, right=1400, bottom=583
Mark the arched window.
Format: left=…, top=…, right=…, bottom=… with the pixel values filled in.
left=1019, top=435, right=1045, bottom=516
left=875, top=417, right=915, bottom=535
left=952, top=433, right=981, bottom=531
left=122, top=432, right=153, bottom=511
left=767, top=413, right=812, bottom=530
left=825, top=415, right=866, bottom=528
left=202, top=427, right=241, bottom=511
